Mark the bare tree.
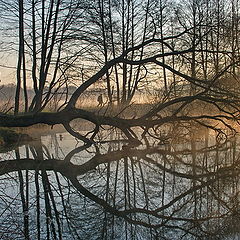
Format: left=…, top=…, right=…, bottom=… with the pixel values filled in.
left=0, top=0, right=240, bottom=144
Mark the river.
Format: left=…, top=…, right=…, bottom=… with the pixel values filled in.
left=0, top=127, right=239, bottom=239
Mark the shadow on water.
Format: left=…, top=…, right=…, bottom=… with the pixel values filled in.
left=0, top=129, right=240, bottom=239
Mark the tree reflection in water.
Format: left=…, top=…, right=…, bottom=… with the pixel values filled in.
left=0, top=129, right=240, bottom=240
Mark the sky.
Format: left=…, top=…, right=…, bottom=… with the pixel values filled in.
left=0, top=53, right=16, bottom=85
left=0, top=66, right=15, bottom=85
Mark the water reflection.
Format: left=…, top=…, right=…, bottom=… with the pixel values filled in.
left=0, top=131, right=240, bottom=239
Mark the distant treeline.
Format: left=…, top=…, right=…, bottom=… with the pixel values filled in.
left=0, top=84, right=88, bottom=101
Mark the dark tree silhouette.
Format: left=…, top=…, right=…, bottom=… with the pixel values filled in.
left=0, top=0, right=240, bottom=144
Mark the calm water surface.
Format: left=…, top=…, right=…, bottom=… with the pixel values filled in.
left=0, top=129, right=239, bottom=240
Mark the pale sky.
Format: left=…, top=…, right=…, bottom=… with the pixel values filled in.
left=0, top=53, right=17, bottom=85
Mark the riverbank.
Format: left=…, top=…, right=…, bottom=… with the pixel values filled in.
left=0, top=128, right=32, bottom=147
